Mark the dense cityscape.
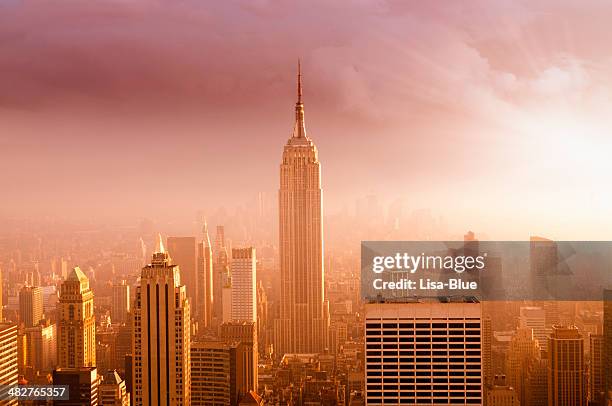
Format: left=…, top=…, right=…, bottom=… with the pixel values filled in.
left=0, top=66, right=610, bottom=406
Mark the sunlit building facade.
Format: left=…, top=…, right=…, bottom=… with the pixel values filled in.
left=274, top=64, right=329, bottom=357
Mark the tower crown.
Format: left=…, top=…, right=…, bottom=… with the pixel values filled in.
left=151, top=233, right=171, bottom=266
left=291, top=59, right=311, bottom=144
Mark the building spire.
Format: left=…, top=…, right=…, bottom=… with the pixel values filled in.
left=297, top=58, right=302, bottom=104
left=152, top=233, right=171, bottom=266
left=202, top=218, right=211, bottom=248
left=293, top=59, right=307, bottom=139
left=156, top=233, right=165, bottom=254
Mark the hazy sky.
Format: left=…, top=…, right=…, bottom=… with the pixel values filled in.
left=2, top=0, right=612, bottom=238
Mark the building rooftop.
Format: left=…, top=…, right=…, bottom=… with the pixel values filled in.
left=366, top=295, right=479, bottom=304
left=66, top=266, right=89, bottom=283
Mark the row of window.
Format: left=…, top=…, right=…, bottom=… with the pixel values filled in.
left=367, top=384, right=481, bottom=391
left=367, top=377, right=481, bottom=384
left=367, top=392, right=482, bottom=405
left=367, top=371, right=481, bottom=377
left=368, top=342, right=481, bottom=349
left=367, top=357, right=481, bottom=364
left=367, top=330, right=481, bottom=336
left=366, top=323, right=481, bottom=329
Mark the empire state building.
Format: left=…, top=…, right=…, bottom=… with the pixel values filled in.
left=274, top=63, right=329, bottom=356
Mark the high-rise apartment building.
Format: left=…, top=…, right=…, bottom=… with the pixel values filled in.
left=99, top=369, right=130, bottom=406
left=230, top=248, right=256, bottom=322
left=132, top=237, right=191, bottom=405
left=274, top=64, right=329, bottom=357
left=364, top=298, right=482, bottom=405
left=167, top=236, right=198, bottom=314
left=111, top=281, right=130, bottom=325
left=19, top=286, right=43, bottom=327
left=53, top=367, right=100, bottom=406
left=547, top=325, right=586, bottom=406
left=57, top=267, right=96, bottom=368
left=0, top=323, right=18, bottom=406
left=196, top=221, right=213, bottom=328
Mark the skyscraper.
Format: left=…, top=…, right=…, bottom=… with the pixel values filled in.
left=132, top=236, right=191, bottom=406
left=589, top=334, right=605, bottom=404
left=364, top=298, right=482, bottom=405
left=230, top=248, right=256, bottom=322
left=530, top=236, right=558, bottom=299
left=506, top=327, right=541, bottom=405
left=274, top=63, right=329, bottom=357
left=167, top=236, right=198, bottom=314
left=23, top=321, right=56, bottom=377
left=547, top=325, right=586, bottom=406
left=111, top=280, right=130, bottom=325
left=520, top=306, right=548, bottom=353
left=196, top=221, right=214, bottom=328
left=190, top=340, right=231, bottom=406
left=220, top=321, right=258, bottom=396
left=57, top=267, right=96, bottom=368
left=213, top=226, right=230, bottom=326
left=19, top=285, right=43, bottom=327
left=0, top=323, right=18, bottom=406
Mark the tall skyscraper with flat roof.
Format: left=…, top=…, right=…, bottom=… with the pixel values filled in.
left=274, top=63, right=329, bottom=357
left=111, top=280, right=130, bottom=325
left=520, top=306, right=548, bottom=353
left=547, top=325, right=586, bottom=406
left=167, top=236, right=198, bottom=315
left=19, top=285, right=43, bottom=327
left=364, top=298, right=482, bottom=405
left=57, top=267, right=96, bottom=368
left=132, top=236, right=191, bottom=406
left=230, top=247, right=256, bottom=323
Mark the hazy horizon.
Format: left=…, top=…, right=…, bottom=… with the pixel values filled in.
left=2, top=1, right=612, bottom=240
